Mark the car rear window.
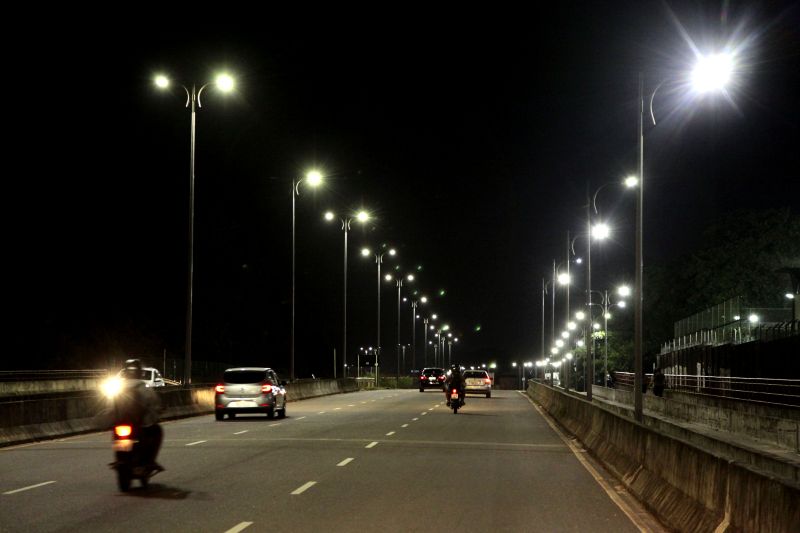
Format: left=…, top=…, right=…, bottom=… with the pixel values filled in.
left=464, top=371, right=488, bottom=378
left=423, top=368, right=443, bottom=376
left=224, top=370, right=267, bottom=384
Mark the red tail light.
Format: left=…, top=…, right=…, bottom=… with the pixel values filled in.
left=215, top=384, right=225, bottom=393
left=438, top=375, right=445, bottom=381
left=114, top=425, right=133, bottom=438
left=420, top=376, right=426, bottom=381
left=261, top=384, right=273, bottom=394
left=485, top=378, right=492, bottom=384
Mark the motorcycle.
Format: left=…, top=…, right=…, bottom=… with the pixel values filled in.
left=102, top=375, right=163, bottom=491
left=449, top=388, right=464, bottom=414
left=110, top=422, right=161, bottom=491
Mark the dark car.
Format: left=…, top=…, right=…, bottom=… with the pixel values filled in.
left=419, top=367, right=446, bottom=392
left=214, top=367, right=287, bottom=420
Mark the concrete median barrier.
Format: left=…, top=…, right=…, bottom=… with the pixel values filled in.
left=528, top=382, right=800, bottom=533
left=0, top=378, right=367, bottom=448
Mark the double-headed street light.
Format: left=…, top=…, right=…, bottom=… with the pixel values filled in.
left=385, top=272, right=415, bottom=387
left=588, top=286, right=630, bottom=386
left=291, top=170, right=324, bottom=381
left=154, top=72, right=235, bottom=385
left=361, top=245, right=396, bottom=386
left=632, top=53, right=734, bottom=421
left=325, top=209, right=370, bottom=378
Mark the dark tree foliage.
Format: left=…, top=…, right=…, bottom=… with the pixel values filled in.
left=645, top=209, right=800, bottom=355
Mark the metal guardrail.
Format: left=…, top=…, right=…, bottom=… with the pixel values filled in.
left=0, top=370, right=109, bottom=381
left=612, top=371, right=800, bottom=407
left=661, top=320, right=798, bottom=354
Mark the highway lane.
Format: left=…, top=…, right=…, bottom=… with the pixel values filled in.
left=0, top=389, right=662, bottom=532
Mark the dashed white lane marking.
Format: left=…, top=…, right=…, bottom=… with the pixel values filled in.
left=337, top=458, right=355, bottom=467
left=3, top=481, right=56, bottom=495
left=386, top=431, right=396, bottom=436
left=186, top=440, right=207, bottom=446
left=335, top=407, right=342, bottom=410
left=421, top=412, right=428, bottom=416
left=348, top=404, right=355, bottom=407
left=365, top=442, right=378, bottom=448
left=361, top=401, right=366, bottom=404
left=401, top=424, right=409, bottom=428
left=412, top=418, right=419, bottom=421
left=224, top=522, right=253, bottom=533
left=291, top=481, right=317, bottom=495
left=318, top=411, right=326, bottom=414
left=234, top=430, right=249, bottom=435
left=269, top=423, right=280, bottom=427
left=428, top=408, right=435, bottom=411
left=296, top=416, right=307, bottom=420
left=371, top=400, right=376, bottom=402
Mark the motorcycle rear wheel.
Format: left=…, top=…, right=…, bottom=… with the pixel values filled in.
left=117, top=466, right=132, bottom=492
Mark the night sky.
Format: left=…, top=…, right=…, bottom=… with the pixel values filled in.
left=8, top=2, right=799, bottom=377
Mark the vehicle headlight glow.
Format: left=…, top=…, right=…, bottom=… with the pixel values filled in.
left=101, top=377, right=123, bottom=398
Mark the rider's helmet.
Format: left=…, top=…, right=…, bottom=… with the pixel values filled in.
left=122, top=359, right=144, bottom=380
left=450, top=363, right=460, bottom=374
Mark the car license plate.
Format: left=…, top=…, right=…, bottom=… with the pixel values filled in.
left=467, top=379, right=481, bottom=386
left=228, top=400, right=258, bottom=408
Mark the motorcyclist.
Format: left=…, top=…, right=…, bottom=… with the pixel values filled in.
left=115, top=359, right=164, bottom=472
left=444, top=364, right=466, bottom=407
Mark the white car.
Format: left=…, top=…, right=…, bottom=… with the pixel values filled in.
left=116, top=367, right=165, bottom=387
left=463, top=369, right=492, bottom=398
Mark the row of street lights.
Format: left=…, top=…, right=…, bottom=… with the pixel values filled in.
left=532, top=51, right=735, bottom=419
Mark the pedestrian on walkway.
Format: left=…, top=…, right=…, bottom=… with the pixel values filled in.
left=653, top=368, right=665, bottom=397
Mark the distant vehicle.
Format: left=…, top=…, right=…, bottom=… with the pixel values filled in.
left=463, top=369, right=492, bottom=398
left=418, top=367, right=446, bottom=392
left=116, top=367, right=165, bottom=388
left=214, top=367, right=287, bottom=420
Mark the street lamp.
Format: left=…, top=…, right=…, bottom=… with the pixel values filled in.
left=385, top=272, right=415, bottom=387
left=588, top=286, right=629, bottom=386
left=409, top=294, right=427, bottom=371
left=291, top=170, right=324, bottom=381
left=325, top=209, right=371, bottom=379
left=154, top=72, right=235, bottom=385
left=632, top=53, right=734, bottom=421
left=362, top=245, right=396, bottom=387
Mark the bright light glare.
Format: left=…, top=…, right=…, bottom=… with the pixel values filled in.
left=420, top=296, right=428, bottom=303
left=618, top=301, right=627, bottom=309
left=356, top=211, right=370, bottom=222
left=748, top=314, right=759, bottom=324
left=432, top=314, right=438, bottom=320
left=618, top=285, right=631, bottom=297
left=568, top=321, right=577, bottom=330
left=604, top=313, right=612, bottom=320
left=575, top=258, right=583, bottom=264
left=550, top=348, right=558, bottom=354
left=786, top=293, right=796, bottom=300
left=306, top=170, right=323, bottom=186
left=154, top=75, right=169, bottom=89
left=384, top=274, right=393, bottom=281
left=361, top=248, right=371, bottom=257
left=593, top=323, right=601, bottom=330
left=215, top=73, right=235, bottom=92
left=406, top=274, right=415, bottom=282
left=691, top=53, right=733, bottom=93
left=592, top=223, right=610, bottom=240
left=576, top=340, right=585, bottom=347
left=555, top=339, right=564, bottom=348
left=388, top=248, right=397, bottom=256
left=575, top=311, right=586, bottom=321
left=557, top=273, right=571, bottom=285
left=566, top=352, right=573, bottom=360
left=624, top=176, right=638, bottom=188
left=561, top=331, right=569, bottom=339
left=101, top=377, right=123, bottom=398
left=324, top=211, right=335, bottom=221
left=512, top=362, right=517, bottom=367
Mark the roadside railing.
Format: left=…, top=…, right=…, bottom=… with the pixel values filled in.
left=612, top=371, right=800, bottom=407
left=0, top=369, right=109, bottom=381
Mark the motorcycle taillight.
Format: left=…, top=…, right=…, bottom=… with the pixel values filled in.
left=114, top=425, right=133, bottom=438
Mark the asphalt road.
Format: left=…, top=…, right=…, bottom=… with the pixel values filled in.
left=0, top=389, right=662, bottom=532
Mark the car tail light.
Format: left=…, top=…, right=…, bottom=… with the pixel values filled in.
left=114, top=425, right=133, bottom=438
left=438, top=375, right=445, bottom=381
left=215, top=384, right=225, bottom=393
left=261, top=384, right=273, bottom=394
left=420, top=376, right=426, bottom=381
left=485, top=378, right=492, bottom=384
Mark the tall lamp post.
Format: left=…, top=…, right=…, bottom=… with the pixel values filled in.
left=154, top=72, right=235, bottom=385
left=409, top=296, right=427, bottom=371
left=362, top=246, right=396, bottom=387
left=291, top=170, right=324, bottom=382
left=325, top=209, right=370, bottom=379
left=385, top=272, right=414, bottom=387
left=633, top=54, right=734, bottom=421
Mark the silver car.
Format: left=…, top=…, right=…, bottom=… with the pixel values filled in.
left=214, top=367, right=287, bottom=420
left=463, top=369, right=492, bottom=398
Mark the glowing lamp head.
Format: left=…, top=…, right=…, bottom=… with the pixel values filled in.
left=624, top=176, right=639, bottom=188
left=557, top=273, right=571, bottom=285
left=306, top=170, right=323, bottom=187
left=691, top=53, right=733, bottom=93
left=361, top=248, right=371, bottom=257
left=154, top=75, right=170, bottom=89
left=324, top=211, right=335, bottom=221
left=215, top=73, right=235, bottom=92
left=356, top=211, right=370, bottom=223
